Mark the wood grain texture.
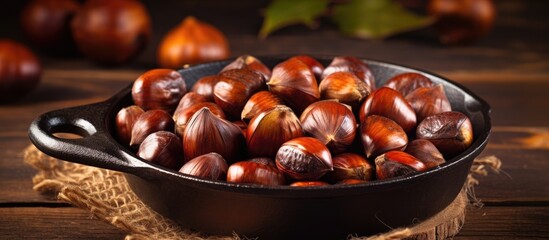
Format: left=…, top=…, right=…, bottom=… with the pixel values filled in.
left=0, top=207, right=126, bottom=239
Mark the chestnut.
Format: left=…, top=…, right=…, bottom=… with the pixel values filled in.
left=190, top=75, right=219, bottom=101
left=157, top=16, right=230, bottom=68
left=130, top=109, right=175, bottom=147
left=267, top=58, right=320, bottom=114
left=221, top=55, right=271, bottom=81
left=214, top=68, right=265, bottom=119
left=179, top=152, right=228, bottom=181
left=428, top=0, right=496, bottom=45
left=173, top=92, right=208, bottom=117
left=227, top=159, right=286, bottom=186
left=406, top=84, right=452, bottom=122
left=174, top=102, right=226, bottom=138
left=360, top=115, right=408, bottom=158
left=182, top=107, right=245, bottom=164
left=115, top=105, right=144, bottom=145
left=0, top=40, right=42, bottom=103
left=300, top=100, right=357, bottom=154
left=289, top=55, right=324, bottom=80
left=138, top=131, right=184, bottom=170
left=246, top=105, right=304, bottom=158
left=324, top=153, right=373, bottom=182
left=321, top=56, right=375, bottom=92
left=383, top=72, right=435, bottom=97
left=416, top=111, right=473, bottom=158
left=241, top=91, right=284, bottom=123
left=71, top=0, right=151, bottom=64
left=359, top=87, right=417, bottom=134
left=375, top=151, right=427, bottom=180
left=20, top=0, right=80, bottom=55
left=405, top=139, right=445, bottom=169
left=319, top=71, right=370, bottom=109
left=337, top=179, right=366, bottom=185
left=132, top=69, right=187, bottom=113
left=275, top=137, right=333, bottom=181
left=290, top=181, right=329, bottom=187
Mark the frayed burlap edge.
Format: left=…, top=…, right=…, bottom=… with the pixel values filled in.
left=23, top=145, right=501, bottom=240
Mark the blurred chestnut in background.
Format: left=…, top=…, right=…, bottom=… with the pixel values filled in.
left=157, top=16, right=230, bottom=68
left=21, top=0, right=80, bottom=55
left=428, top=0, right=496, bottom=45
left=71, top=0, right=151, bottom=65
left=0, top=40, right=42, bottom=103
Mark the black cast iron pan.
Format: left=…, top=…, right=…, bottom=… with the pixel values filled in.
left=29, top=57, right=491, bottom=240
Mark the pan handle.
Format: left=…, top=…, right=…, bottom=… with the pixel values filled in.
left=28, top=101, right=143, bottom=173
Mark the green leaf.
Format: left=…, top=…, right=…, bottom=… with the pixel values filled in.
left=259, top=0, right=329, bottom=38
left=331, top=0, right=432, bottom=39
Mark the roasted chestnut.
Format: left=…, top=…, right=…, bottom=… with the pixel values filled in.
left=182, top=107, right=245, bottom=163
left=115, top=105, right=144, bottom=145
left=428, top=0, right=496, bottom=45
left=179, top=152, right=228, bottom=180
left=130, top=109, right=175, bottom=147
left=241, top=91, right=284, bottom=123
left=267, top=58, right=320, bottom=114
left=383, top=72, right=435, bottom=97
left=221, top=55, right=271, bottom=81
left=138, top=131, right=184, bottom=170
left=132, top=69, right=187, bottom=113
left=214, top=68, right=265, bottom=119
left=375, top=151, right=427, bottom=180
left=360, top=115, right=408, bottom=158
left=0, top=40, right=42, bottom=103
left=190, top=75, right=219, bottom=101
left=324, top=153, right=373, bottom=182
left=71, top=0, right=151, bottom=64
left=173, top=92, right=208, bottom=117
left=319, top=71, right=370, bottom=109
left=174, top=102, right=226, bottom=138
left=416, top=111, right=473, bottom=158
left=406, top=84, right=452, bottom=122
left=275, top=137, right=333, bottom=181
left=359, top=87, right=417, bottom=134
left=20, top=0, right=80, bottom=55
left=289, top=55, right=324, bottom=80
left=227, top=159, right=286, bottom=186
left=246, top=105, right=304, bottom=158
left=321, top=56, right=375, bottom=92
left=405, top=139, right=445, bottom=169
left=290, top=181, right=329, bottom=187
left=157, top=16, right=229, bottom=68
left=300, top=100, right=357, bottom=154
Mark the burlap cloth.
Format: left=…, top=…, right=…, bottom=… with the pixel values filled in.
left=23, top=145, right=501, bottom=240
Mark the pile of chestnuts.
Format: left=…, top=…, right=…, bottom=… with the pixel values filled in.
left=116, top=55, right=474, bottom=186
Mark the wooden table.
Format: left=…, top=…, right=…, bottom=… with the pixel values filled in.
left=1, top=0, right=548, bottom=239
